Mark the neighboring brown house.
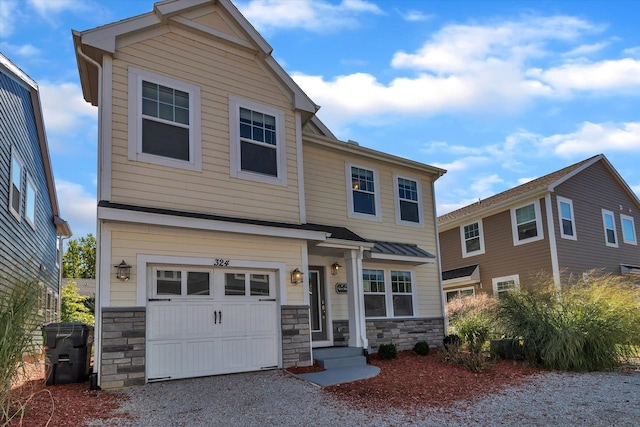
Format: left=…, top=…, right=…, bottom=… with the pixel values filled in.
left=438, top=154, right=640, bottom=301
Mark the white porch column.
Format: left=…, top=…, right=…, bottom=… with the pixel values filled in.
left=345, top=248, right=368, bottom=349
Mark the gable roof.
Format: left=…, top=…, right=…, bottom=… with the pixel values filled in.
left=438, top=154, right=640, bottom=230
left=0, top=53, right=72, bottom=238
left=73, top=0, right=318, bottom=123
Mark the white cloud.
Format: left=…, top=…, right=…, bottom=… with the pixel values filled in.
left=623, top=46, right=640, bottom=57
left=398, top=9, right=434, bottom=23
left=55, top=180, right=96, bottom=238
left=421, top=141, right=483, bottom=156
left=517, top=177, right=537, bottom=185
left=0, top=42, right=42, bottom=58
left=237, top=0, right=383, bottom=33
left=39, top=81, right=97, bottom=136
left=469, top=174, right=505, bottom=197
left=27, top=0, right=78, bottom=15
left=538, top=122, right=640, bottom=157
left=430, top=156, right=489, bottom=172
left=562, top=41, right=610, bottom=57
left=0, top=0, right=18, bottom=37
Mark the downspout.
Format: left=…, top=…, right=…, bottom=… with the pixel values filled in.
left=432, top=179, right=448, bottom=336
left=75, top=46, right=103, bottom=381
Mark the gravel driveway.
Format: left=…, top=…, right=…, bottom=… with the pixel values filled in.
left=89, top=369, right=640, bottom=426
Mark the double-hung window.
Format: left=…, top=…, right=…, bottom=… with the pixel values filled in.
left=391, top=271, right=413, bottom=316
left=229, top=96, right=286, bottom=186
left=461, top=220, right=485, bottom=257
left=492, top=275, right=519, bottom=298
left=363, top=269, right=414, bottom=318
left=511, top=201, right=543, bottom=245
left=9, top=152, right=23, bottom=220
left=620, top=214, right=637, bottom=245
left=363, top=269, right=386, bottom=317
left=395, top=175, right=423, bottom=226
left=347, top=164, right=381, bottom=221
left=128, top=67, right=201, bottom=171
left=602, top=210, right=618, bottom=247
left=557, top=197, right=576, bottom=240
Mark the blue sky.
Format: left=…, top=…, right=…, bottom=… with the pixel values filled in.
left=1, top=0, right=639, bottom=240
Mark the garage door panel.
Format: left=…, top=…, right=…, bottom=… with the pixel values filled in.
left=186, top=303, right=217, bottom=337
left=185, top=340, right=219, bottom=374
left=148, top=304, right=182, bottom=339
left=220, top=304, right=248, bottom=336
left=220, top=338, right=250, bottom=371
left=250, top=304, right=277, bottom=335
left=148, top=341, right=182, bottom=379
left=251, top=336, right=277, bottom=367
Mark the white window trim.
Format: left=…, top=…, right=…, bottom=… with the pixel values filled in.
left=346, top=163, right=382, bottom=222
left=557, top=196, right=577, bottom=240
left=620, top=214, right=637, bottom=245
left=128, top=66, right=202, bottom=171
left=393, top=174, right=424, bottom=227
left=9, top=149, right=23, bottom=221
left=363, top=269, right=416, bottom=319
left=460, top=220, right=486, bottom=258
left=510, top=200, right=544, bottom=246
left=601, top=209, right=618, bottom=248
left=25, top=174, right=36, bottom=230
left=492, top=274, right=520, bottom=297
left=228, top=95, right=287, bottom=186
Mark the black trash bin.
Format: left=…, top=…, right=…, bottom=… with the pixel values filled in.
left=42, top=322, right=94, bottom=385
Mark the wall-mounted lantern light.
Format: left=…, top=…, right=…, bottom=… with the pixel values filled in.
left=291, top=268, right=304, bottom=284
left=331, top=262, right=342, bottom=276
left=115, top=260, right=131, bottom=281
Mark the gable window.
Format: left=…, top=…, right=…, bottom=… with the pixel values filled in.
left=25, top=176, right=36, bottom=229
left=602, top=210, right=618, bottom=247
left=9, top=152, right=23, bottom=219
left=492, top=275, right=519, bottom=298
left=445, top=287, right=475, bottom=302
left=510, top=201, right=543, bottom=245
left=395, top=175, right=423, bottom=226
left=363, top=269, right=414, bottom=318
left=128, top=67, right=201, bottom=171
left=461, top=220, right=485, bottom=257
left=229, top=96, right=286, bottom=186
left=557, top=196, right=577, bottom=240
left=620, top=214, right=636, bottom=245
left=347, top=164, right=381, bottom=221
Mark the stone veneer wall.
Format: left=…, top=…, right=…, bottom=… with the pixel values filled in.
left=333, top=317, right=445, bottom=352
left=281, top=305, right=311, bottom=367
left=100, top=307, right=146, bottom=389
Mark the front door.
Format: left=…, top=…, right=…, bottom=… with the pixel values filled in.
left=309, top=268, right=328, bottom=343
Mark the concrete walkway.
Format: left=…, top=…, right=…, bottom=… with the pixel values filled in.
left=296, top=364, right=380, bottom=387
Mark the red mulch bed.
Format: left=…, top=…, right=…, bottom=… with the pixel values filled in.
left=324, top=349, right=544, bottom=410
left=285, top=364, right=325, bottom=374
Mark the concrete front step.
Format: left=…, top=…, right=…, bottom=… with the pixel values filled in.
left=313, top=347, right=366, bottom=369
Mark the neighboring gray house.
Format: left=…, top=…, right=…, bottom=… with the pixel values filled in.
left=1, top=53, right=71, bottom=321
left=439, top=154, right=640, bottom=300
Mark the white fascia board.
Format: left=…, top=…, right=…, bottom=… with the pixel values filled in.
left=218, top=0, right=272, bottom=54
left=154, top=0, right=211, bottom=18
left=316, top=239, right=375, bottom=251
left=97, top=206, right=329, bottom=241
left=80, top=13, right=161, bottom=52
left=264, top=56, right=317, bottom=115
left=365, top=252, right=436, bottom=265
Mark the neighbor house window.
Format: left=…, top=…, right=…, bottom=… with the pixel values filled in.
left=620, top=214, right=636, bottom=245
left=445, top=287, right=475, bottom=302
left=492, top=275, right=519, bottom=298
left=557, top=197, right=576, bottom=240
left=602, top=210, right=618, bottom=247
left=363, top=269, right=415, bottom=318
left=511, top=201, right=543, bottom=245
left=229, top=96, right=286, bottom=186
left=128, top=67, right=201, bottom=171
left=9, top=152, right=23, bottom=219
left=395, top=175, right=423, bottom=226
left=25, top=176, right=36, bottom=229
left=347, top=164, right=381, bottom=221
left=461, top=220, right=485, bottom=257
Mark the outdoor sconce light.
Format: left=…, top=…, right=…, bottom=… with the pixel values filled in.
left=291, top=268, right=304, bottom=284
left=331, top=262, right=342, bottom=276
left=115, top=260, right=131, bottom=281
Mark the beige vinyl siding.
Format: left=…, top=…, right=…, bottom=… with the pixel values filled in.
left=107, top=223, right=306, bottom=306
left=109, top=29, right=301, bottom=223
left=440, top=198, right=554, bottom=296
left=553, top=161, right=640, bottom=278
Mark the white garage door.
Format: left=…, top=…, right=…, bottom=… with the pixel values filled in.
left=146, top=267, right=278, bottom=381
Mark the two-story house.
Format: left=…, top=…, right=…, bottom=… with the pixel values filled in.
left=73, top=0, right=446, bottom=389
left=1, top=53, right=71, bottom=322
left=439, top=154, right=640, bottom=302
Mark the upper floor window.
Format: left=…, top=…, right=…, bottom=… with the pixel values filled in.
left=363, top=269, right=415, bottom=318
left=25, top=176, right=36, bottom=229
left=620, top=214, right=636, bottom=245
left=601, top=209, right=618, bottom=247
left=128, top=67, right=201, bottom=171
left=229, top=96, right=286, bottom=186
left=510, top=201, right=543, bottom=245
left=557, top=196, right=577, bottom=240
left=9, top=152, right=23, bottom=220
left=461, top=220, right=485, bottom=257
left=394, top=175, right=423, bottom=226
left=492, top=274, right=519, bottom=298
left=347, top=164, right=381, bottom=221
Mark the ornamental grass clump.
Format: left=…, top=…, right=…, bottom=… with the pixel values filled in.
left=496, top=271, right=640, bottom=371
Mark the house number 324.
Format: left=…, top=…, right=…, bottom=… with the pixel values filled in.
left=214, top=259, right=230, bottom=266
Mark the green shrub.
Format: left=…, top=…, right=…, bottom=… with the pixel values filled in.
left=496, top=271, right=640, bottom=371
left=61, top=281, right=94, bottom=326
left=413, top=341, right=430, bottom=356
left=377, top=343, right=398, bottom=360
left=455, top=313, right=493, bottom=355
left=443, top=334, right=462, bottom=349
